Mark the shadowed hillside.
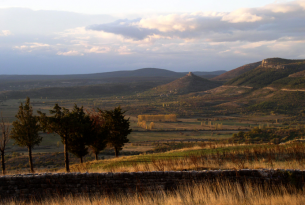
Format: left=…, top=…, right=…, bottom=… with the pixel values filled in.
left=148, top=72, right=221, bottom=95
left=0, top=81, right=167, bottom=99
left=0, top=68, right=226, bottom=92
left=289, top=70, right=305, bottom=77
left=211, top=61, right=261, bottom=82
left=0, top=68, right=226, bottom=82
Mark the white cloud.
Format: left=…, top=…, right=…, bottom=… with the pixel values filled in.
left=57, top=50, right=84, bottom=56
left=264, top=1, right=305, bottom=13
left=20, top=0, right=305, bottom=60
left=88, top=0, right=305, bottom=42
left=221, top=9, right=263, bottom=23
left=85, top=46, right=111, bottom=53
left=137, top=14, right=197, bottom=32
left=56, top=27, right=122, bottom=42
left=2, top=1, right=305, bottom=74
left=14, top=42, right=50, bottom=52
left=117, top=46, right=132, bottom=55
left=0, top=30, right=12, bottom=36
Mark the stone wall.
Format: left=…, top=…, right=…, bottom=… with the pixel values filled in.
left=0, top=169, right=304, bottom=200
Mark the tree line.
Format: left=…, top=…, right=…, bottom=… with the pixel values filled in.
left=0, top=97, right=131, bottom=174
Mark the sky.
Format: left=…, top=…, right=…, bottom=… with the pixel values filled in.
left=0, top=0, right=304, bottom=74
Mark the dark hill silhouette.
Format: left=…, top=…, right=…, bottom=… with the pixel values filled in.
left=0, top=68, right=226, bottom=92
left=212, top=61, right=261, bottom=82
left=0, top=68, right=226, bottom=82
left=149, top=72, right=221, bottom=95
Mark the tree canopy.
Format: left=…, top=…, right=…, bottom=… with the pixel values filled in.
left=87, top=108, right=108, bottom=160
left=67, top=105, right=93, bottom=163
left=100, top=106, right=132, bottom=157
left=38, top=104, right=76, bottom=172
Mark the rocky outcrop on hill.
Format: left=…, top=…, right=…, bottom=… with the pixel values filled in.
left=261, top=58, right=305, bottom=69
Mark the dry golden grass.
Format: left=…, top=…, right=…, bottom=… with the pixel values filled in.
left=4, top=143, right=305, bottom=175
left=71, top=143, right=305, bottom=173
left=4, top=181, right=305, bottom=205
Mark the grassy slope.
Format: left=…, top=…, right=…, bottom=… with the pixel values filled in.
left=76, top=144, right=273, bottom=171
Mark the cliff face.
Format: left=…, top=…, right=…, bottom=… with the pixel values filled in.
left=261, top=58, right=305, bottom=69
left=261, top=59, right=289, bottom=69
left=262, top=60, right=288, bottom=69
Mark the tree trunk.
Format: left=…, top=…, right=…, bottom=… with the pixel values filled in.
left=114, top=147, right=119, bottom=157
left=64, top=139, right=70, bottom=172
left=80, top=157, right=83, bottom=163
left=1, top=151, right=5, bottom=175
left=28, top=146, right=34, bottom=173
left=95, top=153, right=98, bottom=160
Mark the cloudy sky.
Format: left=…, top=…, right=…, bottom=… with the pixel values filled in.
left=0, top=0, right=304, bottom=74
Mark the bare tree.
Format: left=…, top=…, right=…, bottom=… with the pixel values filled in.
left=0, top=112, right=10, bottom=175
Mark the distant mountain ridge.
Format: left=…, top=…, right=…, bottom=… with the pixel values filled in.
left=0, top=68, right=226, bottom=82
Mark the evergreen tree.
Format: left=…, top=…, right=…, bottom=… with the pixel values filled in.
left=67, top=105, right=93, bottom=163
left=38, top=104, right=75, bottom=172
left=11, top=97, right=42, bottom=173
left=87, top=108, right=107, bottom=160
left=100, top=107, right=132, bottom=157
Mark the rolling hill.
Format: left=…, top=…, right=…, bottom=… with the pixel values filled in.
left=148, top=72, right=222, bottom=95
left=204, top=58, right=305, bottom=113
left=225, top=58, right=305, bottom=88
